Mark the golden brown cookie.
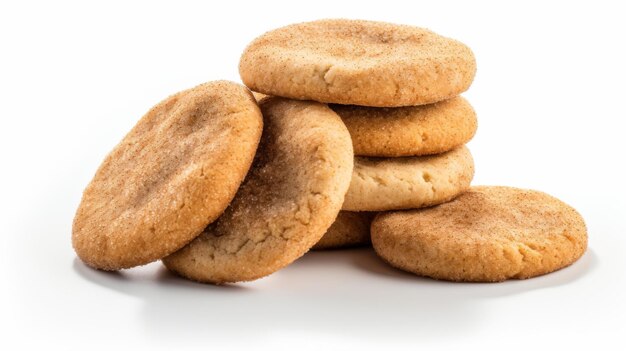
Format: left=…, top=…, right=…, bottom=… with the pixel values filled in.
left=162, top=97, right=353, bottom=284
left=371, top=186, right=588, bottom=282
left=312, top=211, right=374, bottom=250
left=332, top=97, right=477, bottom=157
left=72, top=81, right=263, bottom=270
left=240, top=19, right=476, bottom=107
left=342, top=146, right=474, bottom=211
left=251, top=91, right=268, bottom=101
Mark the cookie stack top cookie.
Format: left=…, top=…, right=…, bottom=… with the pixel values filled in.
left=240, top=19, right=476, bottom=107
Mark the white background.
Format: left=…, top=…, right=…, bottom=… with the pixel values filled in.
left=2, top=1, right=625, bottom=350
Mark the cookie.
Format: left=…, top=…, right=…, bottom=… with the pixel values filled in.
left=332, top=96, right=477, bottom=157
left=72, top=81, right=263, bottom=270
left=342, top=146, right=474, bottom=211
left=371, top=186, right=588, bottom=282
left=240, top=19, right=476, bottom=107
left=162, top=97, right=353, bottom=284
left=312, top=211, right=374, bottom=250
left=251, top=91, right=268, bottom=101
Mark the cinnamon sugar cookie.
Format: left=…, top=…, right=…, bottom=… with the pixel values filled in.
left=332, top=97, right=477, bottom=157
left=72, top=81, right=263, bottom=270
left=251, top=91, right=268, bottom=101
left=163, top=97, right=353, bottom=284
left=343, top=146, right=474, bottom=211
left=313, top=211, right=374, bottom=250
left=240, top=19, right=476, bottom=107
left=371, top=186, right=588, bottom=282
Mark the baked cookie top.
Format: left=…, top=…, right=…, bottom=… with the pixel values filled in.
left=162, top=97, right=353, bottom=283
left=332, top=97, right=477, bottom=157
left=72, top=81, right=263, bottom=270
left=240, top=19, right=476, bottom=107
left=371, top=186, right=588, bottom=281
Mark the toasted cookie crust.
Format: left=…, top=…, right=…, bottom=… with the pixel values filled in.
left=240, top=19, right=476, bottom=107
left=162, top=97, right=353, bottom=283
left=342, top=146, right=474, bottom=211
left=332, top=97, right=477, bottom=157
left=371, top=186, right=588, bottom=282
left=312, top=211, right=374, bottom=250
left=72, top=81, right=263, bottom=270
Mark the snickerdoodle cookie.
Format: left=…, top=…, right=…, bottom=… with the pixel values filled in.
left=162, top=97, right=353, bottom=284
left=312, top=211, right=374, bottom=250
left=251, top=91, right=268, bottom=101
left=371, top=186, right=588, bottom=282
left=240, top=19, right=476, bottom=107
left=342, top=146, right=474, bottom=211
left=332, top=97, right=477, bottom=157
left=72, top=81, right=263, bottom=270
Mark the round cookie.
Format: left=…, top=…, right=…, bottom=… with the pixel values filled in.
left=162, top=97, right=354, bottom=284
left=240, top=19, right=476, bottom=107
left=332, top=96, right=477, bottom=157
left=342, top=146, right=474, bottom=211
left=72, top=81, right=263, bottom=270
left=312, top=211, right=374, bottom=250
left=371, top=186, right=588, bottom=282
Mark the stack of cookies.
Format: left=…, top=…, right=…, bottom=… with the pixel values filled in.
left=72, top=19, right=587, bottom=285
left=240, top=20, right=478, bottom=251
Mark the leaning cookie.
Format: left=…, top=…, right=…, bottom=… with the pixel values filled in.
left=332, top=97, right=477, bottom=157
left=240, top=19, right=476, bottom=107
left=342, top=146, right=474, bottom=211
left=72, top=81, right=263, bottom=270
left=371, top=186, right=588, bottom=282
left=312, top=211, right=375, bottom=250
left=162, top=97, right=353, bottom=284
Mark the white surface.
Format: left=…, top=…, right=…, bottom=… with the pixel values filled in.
left=1, top=1, right=625, bottom=350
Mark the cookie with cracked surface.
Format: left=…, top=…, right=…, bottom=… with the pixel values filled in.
left=371, top=186, right=588, bottom=282
left=342, top=146, right=474, bottom=211
left=72, top=81, right=263, bottom=270
left=312, top=211, right=374, bottom=250
left=332, top=96, right=477, bottom=157
left=162, top=97, right=353, bottom=284
left=240, top=19, right=476, bottom=107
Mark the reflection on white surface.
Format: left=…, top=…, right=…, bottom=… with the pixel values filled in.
left=73, top=247, right=597, bottom=342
